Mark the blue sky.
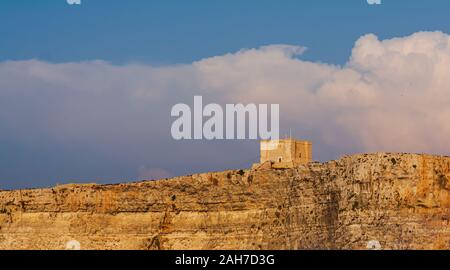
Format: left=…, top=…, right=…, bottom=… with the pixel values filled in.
left=2, top=0, right=450, bottom=189
left=1, top=0, right=450, bottom=65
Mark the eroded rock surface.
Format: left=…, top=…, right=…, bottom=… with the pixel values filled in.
left=1, top=153, right=449, bottom=250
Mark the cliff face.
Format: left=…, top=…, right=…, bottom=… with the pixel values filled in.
left=0, top=153, right=449, bottom=250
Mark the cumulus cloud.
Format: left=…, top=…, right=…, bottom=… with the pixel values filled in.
left=1, top=31, right=450, bottom=187
left=193, top=31, right=450, bottom=154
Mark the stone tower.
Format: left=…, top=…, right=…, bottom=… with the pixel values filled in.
left=259, top=138, right=312, bottom=168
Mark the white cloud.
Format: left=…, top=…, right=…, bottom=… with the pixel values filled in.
left=1, top=31, right=450, bottom=184
left=192, top=31, right=450, bottom=155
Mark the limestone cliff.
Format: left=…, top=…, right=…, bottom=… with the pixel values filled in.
left=0, top=153, right=449, bottom=250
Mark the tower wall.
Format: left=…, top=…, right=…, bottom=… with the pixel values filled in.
left=260, top=139, right=312, bottom=167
